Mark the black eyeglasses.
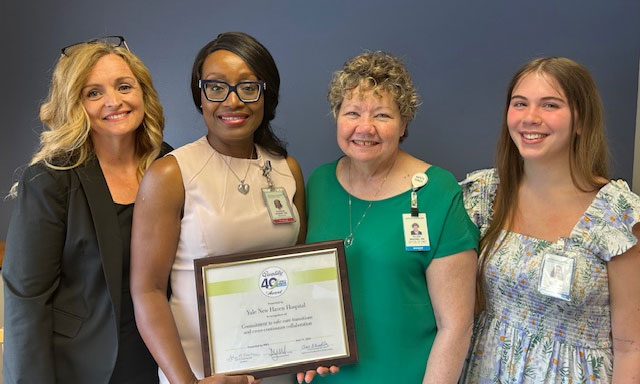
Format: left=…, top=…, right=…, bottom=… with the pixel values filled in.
left=61, top=35, right=129, bottom=57
left=199, top=80, right=266, bottom=103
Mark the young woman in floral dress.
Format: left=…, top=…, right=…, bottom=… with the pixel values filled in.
left=460, top=57, right=640, bottom=383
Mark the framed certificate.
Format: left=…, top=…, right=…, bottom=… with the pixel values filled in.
left=194, top=240, right=358, bottom=378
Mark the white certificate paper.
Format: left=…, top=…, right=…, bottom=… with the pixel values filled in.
left=195, top=241, right=357, bottom=377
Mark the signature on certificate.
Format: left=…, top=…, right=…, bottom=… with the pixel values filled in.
left=227, top=351, right=259, bottom=363
left=301, top=340, right=330, bottom=352
left=268, top=345, right=290, bottom=361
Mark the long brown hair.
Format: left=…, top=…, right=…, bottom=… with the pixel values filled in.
left=477, top=57, right=609, bottom=308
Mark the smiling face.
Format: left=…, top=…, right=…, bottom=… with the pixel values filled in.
left=336, top=87, right=406, bottom=166
left=200, top=50, right=264, bottom=156
left=82, top=54, right=144, bottom=143
left=507, top=72, right=574, bottom=165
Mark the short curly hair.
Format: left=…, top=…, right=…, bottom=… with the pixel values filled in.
left=328, top=51, right=420, bottom=141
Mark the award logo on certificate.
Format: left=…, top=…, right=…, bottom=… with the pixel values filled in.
left=194, top=240, right=358, bottom=378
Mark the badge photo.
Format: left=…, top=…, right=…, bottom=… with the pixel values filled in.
left=402, top=213, right=430, bottom=251
left=262, top=187, right=296, bottom=224
left=538, top=253, right=574, bottom=301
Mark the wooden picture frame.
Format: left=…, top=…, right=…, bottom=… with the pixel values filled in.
left=194, top=240, right=358, bottom=378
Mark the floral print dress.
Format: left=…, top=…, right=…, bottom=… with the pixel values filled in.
left=459, top=169, right=640, bottom=384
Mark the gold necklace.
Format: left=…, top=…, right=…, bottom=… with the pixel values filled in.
left=220, top=146, right=255, bottom=194
left=344, top=158, right=395, bottom=248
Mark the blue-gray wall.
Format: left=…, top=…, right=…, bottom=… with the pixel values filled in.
left=2, top=0, right=639, bottom=238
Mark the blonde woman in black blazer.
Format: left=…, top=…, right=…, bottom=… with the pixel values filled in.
left=3, top=37, right=167, bottom=384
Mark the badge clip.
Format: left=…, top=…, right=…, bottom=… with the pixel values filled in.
left=261, top=160, right=274, bottom=190
left=410, top=173, right=428, bottom=217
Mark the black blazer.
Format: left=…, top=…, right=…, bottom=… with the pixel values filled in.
left=3, top=143, right=171, bottom=384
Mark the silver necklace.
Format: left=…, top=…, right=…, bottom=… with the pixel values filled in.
left=220, top=146, right=254, bottom=194
left=344, top=158, right=395, bottom=248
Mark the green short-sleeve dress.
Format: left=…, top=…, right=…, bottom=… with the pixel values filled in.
left=305, top=159, right=479, bottom=382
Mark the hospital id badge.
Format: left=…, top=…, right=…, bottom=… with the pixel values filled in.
left=403, top=213, right=430, bottom=251
left=538, top=253, right=574, bottom=301
left=262, top=187, right=296, bottom=224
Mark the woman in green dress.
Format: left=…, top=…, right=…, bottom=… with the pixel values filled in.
left=304, top=51, right=479, bottom=383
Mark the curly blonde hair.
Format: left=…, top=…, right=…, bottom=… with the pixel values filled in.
left=328, top=51, right=420, bottom=141
left=33, top=42, right=163, bottom=175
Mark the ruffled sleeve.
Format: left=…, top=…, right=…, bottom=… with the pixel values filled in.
left=459, top=168, right=499, bottom=237
left=577, top=179, right=640, bottom=261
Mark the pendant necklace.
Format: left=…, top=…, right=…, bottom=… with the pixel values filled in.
left=344, top=157, right=395, bottom=248
left=220, top=146, right=255, bottom=194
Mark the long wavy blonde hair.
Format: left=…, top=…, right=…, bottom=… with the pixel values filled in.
left=10, top=41, right=164, bottom=196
